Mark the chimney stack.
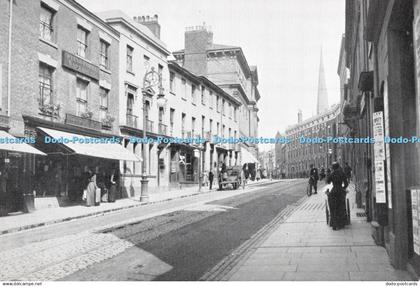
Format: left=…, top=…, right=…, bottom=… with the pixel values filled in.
left=133, top=14, right=161, bottom=39
left=298, top=110, right=303, bottom=124
left=183, top=23, right=213, bottom=75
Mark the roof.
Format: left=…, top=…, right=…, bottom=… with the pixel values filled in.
left=97, top=10, right=170, bottom=55
left=285, top=104, right=340, bottom=132
left=172, top=42, right=251, bottom=77
left=173, top=43, right=240, bottom=55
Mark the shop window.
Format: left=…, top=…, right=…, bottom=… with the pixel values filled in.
left=77, top=26, right=89, bottom=58
left=40, top=5, right=54, bottom=42
left=76, top=79, right=88, bottom=116
left=39, top=63, right=54, bottom=107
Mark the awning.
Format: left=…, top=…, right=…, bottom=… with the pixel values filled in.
left=240, top=147, right=259, bottom=164
left=0, top=130, right=46, bottom=155
left=38, top=127, right=141, bottom=161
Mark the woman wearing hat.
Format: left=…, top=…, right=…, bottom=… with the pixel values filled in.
left=326, top=162, right=349, bottom=230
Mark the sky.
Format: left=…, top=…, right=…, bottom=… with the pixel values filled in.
left=78, top=0, right=345, bottom=151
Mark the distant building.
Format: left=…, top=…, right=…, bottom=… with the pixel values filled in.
left=172, top=24, right=260, bottom=164
left=283, top=53, right=340, bottom=178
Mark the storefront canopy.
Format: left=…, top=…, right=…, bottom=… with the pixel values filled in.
left=0, top=130, right=46, bottom=155
left=38, top=127, right=141, bottom=161
left=240, top=147, right=259, bottom=165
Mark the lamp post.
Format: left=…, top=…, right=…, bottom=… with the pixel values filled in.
left=140, top=67, right=166, bottom=203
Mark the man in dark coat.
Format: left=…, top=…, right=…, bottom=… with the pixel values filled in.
left=326, top=162, right=349, bottom=230
left=308, top=164, right=319, bottom=195
left=343, top=162, right=352, bottom=184
left=208, top=170, right=214, bottom=190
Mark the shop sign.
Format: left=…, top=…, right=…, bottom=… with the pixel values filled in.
left=62, top=51, right=100, bottom=81
left=411, top=189, right=420, bottom=255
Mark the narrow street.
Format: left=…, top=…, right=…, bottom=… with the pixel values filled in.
left=0, top=180, right=307, bottom=281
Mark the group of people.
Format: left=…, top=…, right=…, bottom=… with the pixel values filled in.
left=83, top=169, right=119, bottom=207
left=308, top=162, right=352, bottom=230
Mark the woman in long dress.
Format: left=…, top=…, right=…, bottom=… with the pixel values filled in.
left=86, top=173, right=97, bottom=207
left=326, top=162, right=349, bottom=230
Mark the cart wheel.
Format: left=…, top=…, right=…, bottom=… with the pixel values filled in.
left=346, top=198, right=351, bottom=225
left=325, top=200, right=330, bottom=225
left=306, top=184, right=311, bottom=196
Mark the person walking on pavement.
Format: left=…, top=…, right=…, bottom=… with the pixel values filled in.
left=326, top=167, right=331, bottom=181
left=85, top=172, right=97, bottom=207
left=208, top=170, right=214, bottom=190
left=319, top=166, right=326, bottom=181
left=308, top=164, right=319, bottom=195
left=343, top=162, right=352, bottom=184
left=326, top=162, right=349, bottom=230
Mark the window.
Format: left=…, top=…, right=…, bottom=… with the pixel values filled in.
left=229, top=103, right=232, bottom=118
left=209, top=91, right=213, bottom=108
left=234, top=107, right=237, bottom=121
left=126, top=46, right=133, bottom=72
left=181, top=113, right=186, bottom=135
left=170, top=108, right=175, bottom=135
left=77, top=27, right=88, bottom=58
left=76, top=79, right=88, bottom=116
left=158, top=107, right=164, bottom=123
left=201, top=86, right=205, bottom=105
left=158, top=64, right=163, bottom=76
left=222, top=125, right=225, bottom=137
left=216, top=96, right=220, bottom=112
left=216, top=122, right=220, bottom=137
left=99, top=87, right=109, bottom=120
left=181, top=78, right=187, bottom=99
left=144, top=55, right=150, bottom=69
left=170, top=72, right=175, bottom=93
left=191, top=84, right=196, bottom=104
left=99, top=40, right=109, bottom=69
left=209, top=119, right=213, bottom=134
left=201, top=116, right=205, bottom=136
left=192, top=117, right=196, bottom=135
left=40, top=5, right=54, bottom=41
left=222, top=99, right=225, bottom=115
left=39, top=64, right=53, bottom=106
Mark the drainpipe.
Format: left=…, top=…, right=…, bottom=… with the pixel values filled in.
left=7, top=0, right=13, bottom=116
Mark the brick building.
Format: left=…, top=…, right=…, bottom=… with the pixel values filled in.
left=172, top=25, right=261, bottom=165
left=343, top=0, right=420, bottom=277
left=0, top=0, right=139, bottom=214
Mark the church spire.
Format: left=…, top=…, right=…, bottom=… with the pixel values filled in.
left=317, top=48, right=329, bottom=114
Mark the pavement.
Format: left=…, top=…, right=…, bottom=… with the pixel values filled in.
left=0, top=178, right=273, bottom=236
left=218, top=183, right=416, bottom=281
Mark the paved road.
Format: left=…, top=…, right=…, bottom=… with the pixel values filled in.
left=0, top=179, right=307, bottom=281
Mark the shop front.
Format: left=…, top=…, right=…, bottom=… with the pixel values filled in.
left=0, top=131, right=46, bottom=216
left=31, top=127, right=140, bottom=209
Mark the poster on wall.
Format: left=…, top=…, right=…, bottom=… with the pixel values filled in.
left=373, top=112, right=386, bottom=203
left=383, top=81, right=392, bottom=209
left=411, top=189, right=420, bottom=255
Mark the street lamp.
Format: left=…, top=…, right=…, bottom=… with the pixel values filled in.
left=140, top=67, right=166, bottom=203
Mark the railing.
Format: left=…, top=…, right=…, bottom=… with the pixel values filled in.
left=158, top=123, right=167, bottom=135
left=146, top=119, right=154, bottom=132
left=66, top=113, right=101, bottom=130
left=126, top=114, right=138, bottom=129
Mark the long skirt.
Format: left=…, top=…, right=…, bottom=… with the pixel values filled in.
left=86, top=188, right=95, bottom=207
left=328, top=189, right=347, bottom=228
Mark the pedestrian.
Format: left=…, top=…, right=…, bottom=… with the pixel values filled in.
left=208, top=170, right=214, bottom=190
left=326, top=162, right=349, bottom=230
left=343, top=162, right=352, bottom=184
left=108, top=168, right=118, bottom=202
left=326, top=167, right=331, bottom=180
left=85, top=172, right=97, bottom=207
left=308, top=164, right=319, bottom=195
left=319, top=166, right=326, bottom=181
